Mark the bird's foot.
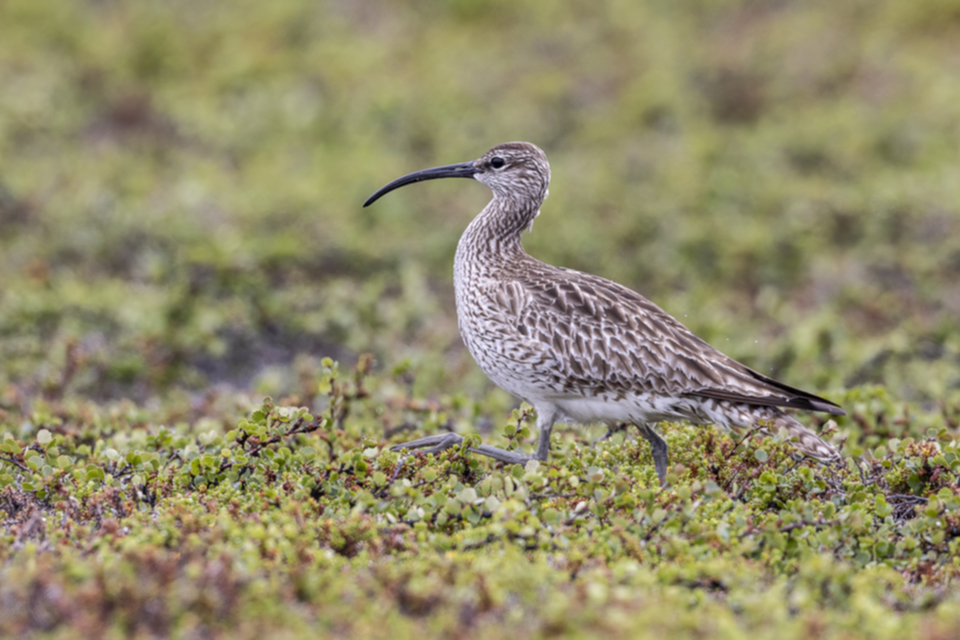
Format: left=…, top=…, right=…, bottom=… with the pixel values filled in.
left=390, top=433, right=533, bottom=466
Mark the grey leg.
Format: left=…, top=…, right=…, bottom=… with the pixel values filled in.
left=390, top=433, right=532, bottom=466
left=636, top=423, right=668, bottom=486
left=534, top=407, right=559, bottom=461
left=390, top=405, right=560, bottom=466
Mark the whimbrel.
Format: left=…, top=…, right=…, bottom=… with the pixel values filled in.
left=364, top=142, right=843, bottom=484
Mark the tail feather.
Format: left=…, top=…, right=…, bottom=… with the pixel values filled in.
left=773, top=413, right=841, bottom=463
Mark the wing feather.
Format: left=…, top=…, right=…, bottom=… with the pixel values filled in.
left=495, top=263, right=844, bottom=416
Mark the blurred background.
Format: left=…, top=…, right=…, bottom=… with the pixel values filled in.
left=1, top=0, right=959, bottom=419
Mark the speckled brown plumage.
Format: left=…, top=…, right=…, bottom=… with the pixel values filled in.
left=364, top=141, right=844, bottom=484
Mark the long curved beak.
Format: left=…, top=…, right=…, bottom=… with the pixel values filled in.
left=363, top=161, right=477, bottom=207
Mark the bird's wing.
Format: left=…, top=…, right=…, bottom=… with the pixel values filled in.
left=502, top=264, right=843, bottom=415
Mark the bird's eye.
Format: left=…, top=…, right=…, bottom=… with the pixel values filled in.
left=490, top=157, right=505, bottom=169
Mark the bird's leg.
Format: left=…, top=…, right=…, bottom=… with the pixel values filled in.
left=390, top=406, right=560, bottom=466
left=390, top=433, right=532, bottom=465
left=534, top=423, right=553, bottom=461
left=389, top=433, right=465, bottom=455
left=532, top=406, right=561, bottom=461
left=636, top=423, right=668, bottom=487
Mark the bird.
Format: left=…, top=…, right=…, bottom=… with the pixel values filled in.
left=364, top=141, right=844, bottom=485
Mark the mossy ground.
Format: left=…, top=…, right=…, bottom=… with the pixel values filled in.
left=2, top=0, right=960, bottom=638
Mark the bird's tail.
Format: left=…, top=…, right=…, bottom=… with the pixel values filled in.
left=772, top=413, right=842, bottom=464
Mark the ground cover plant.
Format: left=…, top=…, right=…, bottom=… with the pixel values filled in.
left=2, top=361, right=960, bottom=638
left=2, top=0, right=960, bottom=637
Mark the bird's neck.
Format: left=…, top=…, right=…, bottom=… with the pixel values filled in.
left=456, top=196, right=541, bottom=261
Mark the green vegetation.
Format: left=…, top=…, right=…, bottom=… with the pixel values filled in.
left=2, top=363, right=960, bottom=638
left=1, top=0, right=959, bottom=637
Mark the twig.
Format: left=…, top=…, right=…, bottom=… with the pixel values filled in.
left=0, top=454, right=29, bottom=472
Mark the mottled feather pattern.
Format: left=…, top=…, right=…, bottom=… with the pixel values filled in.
left=452, top=142, right=842, bottom=464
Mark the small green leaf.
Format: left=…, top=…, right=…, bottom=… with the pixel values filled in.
left=444, top=497, right=461, bottom=515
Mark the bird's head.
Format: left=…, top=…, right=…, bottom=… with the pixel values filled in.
left=363, top=141, right=551, bottom=208
left=473, top=142, right=550, bottom=203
